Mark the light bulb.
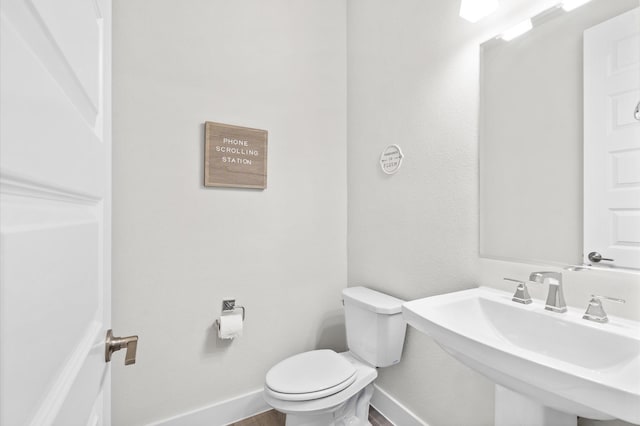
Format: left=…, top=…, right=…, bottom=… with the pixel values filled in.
left=561, top=0, right=592, bottom=12
left=501, top=19, right=533, bottom=41
left=459, top=0, right=499, bottom=23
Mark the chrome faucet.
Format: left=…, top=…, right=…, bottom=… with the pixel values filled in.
left=529, top=271, right=567, bottom=313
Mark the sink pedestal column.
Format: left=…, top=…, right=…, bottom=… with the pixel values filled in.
left=495, top=385, right=577, bottom=426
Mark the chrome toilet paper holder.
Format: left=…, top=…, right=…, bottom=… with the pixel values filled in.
left=222, top=298, right=245, bottom=319
left=215, top=298, right=245, bottom=331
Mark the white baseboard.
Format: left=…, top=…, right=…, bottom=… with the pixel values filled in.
left=148, top=384, right=426, bottom=426
left=370, top=384, right=428, bottom=426
left=148, top=388, right=269, bottom=426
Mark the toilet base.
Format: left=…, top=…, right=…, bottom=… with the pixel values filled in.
left=284, top=383, right=375, bottom=426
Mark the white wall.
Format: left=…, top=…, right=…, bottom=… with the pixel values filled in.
left=347, top=0, right=495, bottom=423
left=112, top=1, right=347, bottom=424
left=347, top=0, right=639, bottom=425
left=111, top=0, right=640, bottom=425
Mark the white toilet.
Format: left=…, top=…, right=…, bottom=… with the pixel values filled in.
left=263, top=286, right=407, bottom=426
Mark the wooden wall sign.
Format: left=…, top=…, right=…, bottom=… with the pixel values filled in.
left=204, top=121, right=268, bottom=189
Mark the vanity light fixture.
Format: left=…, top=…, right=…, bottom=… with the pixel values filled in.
left=459, top=0, right=499, bottom=23
left=561, top=0, right=593, bottom=12
left=500, top=19, right=533, bottom=41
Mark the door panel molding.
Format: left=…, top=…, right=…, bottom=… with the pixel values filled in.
left=29, top=321, right=102, bottom=426
left=1, top=0, right=100, bottom=125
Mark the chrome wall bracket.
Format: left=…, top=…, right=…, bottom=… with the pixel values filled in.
left=221, top=298, right=245, bottom=320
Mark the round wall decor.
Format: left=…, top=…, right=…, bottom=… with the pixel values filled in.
left=379, top=144, right=404, bottom=175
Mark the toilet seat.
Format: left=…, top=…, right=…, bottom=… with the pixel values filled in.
left=263, top=351, right=378, bottom=416
left=265, top=374, right=357, bottom=401
left=265, top=350, right=357, bottom=401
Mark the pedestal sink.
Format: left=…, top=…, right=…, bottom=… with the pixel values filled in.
left=402, top=287, right=640, bottom=424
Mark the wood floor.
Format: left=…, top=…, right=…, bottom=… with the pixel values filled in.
left=230, top=409, right=285, bottom=426
left=368, top=407, right=394, bottom=426
left=230, top=406, right=393, bottom=426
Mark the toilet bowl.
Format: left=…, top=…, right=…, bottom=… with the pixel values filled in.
left=263, top=287, right=407, bottom=426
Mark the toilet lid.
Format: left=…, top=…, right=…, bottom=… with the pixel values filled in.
left=265, top=350, right=357, bottom=397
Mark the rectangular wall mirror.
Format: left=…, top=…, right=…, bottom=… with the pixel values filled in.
left=479, top=0, right=640, bottom=270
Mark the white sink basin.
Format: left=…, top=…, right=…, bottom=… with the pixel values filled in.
left=402, top=287, right=640, bottom=424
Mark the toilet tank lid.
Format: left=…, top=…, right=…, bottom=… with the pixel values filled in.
left=342, top=286, right=405, bottom=315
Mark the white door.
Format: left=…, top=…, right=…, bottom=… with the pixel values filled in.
left=584, top=7, right=640, bottom=270
left=1, top=0, right=114, bottom=424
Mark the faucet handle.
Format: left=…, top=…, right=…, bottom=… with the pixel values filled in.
left=504, top=278, right=532, bottom=304
left=592, top=294, right=625, bottom=304
left=582, top=294, right=625, bottom=323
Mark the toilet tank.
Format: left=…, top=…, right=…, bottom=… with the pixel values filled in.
left=342, top=286, right=407, bottom=367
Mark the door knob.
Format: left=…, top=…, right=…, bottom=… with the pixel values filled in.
left=587, top=252, right=614, bottom=263
left=105, top=329, right=138, bottom=365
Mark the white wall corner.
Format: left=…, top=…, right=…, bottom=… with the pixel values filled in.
left=148, top=389, right=269, bottom=426
left=148, top=384, right=426, bottom=426
left=371, top=384, right=428, bottom=426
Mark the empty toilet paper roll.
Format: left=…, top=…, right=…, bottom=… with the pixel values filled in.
left=217, top=313, right=243, bottom=339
